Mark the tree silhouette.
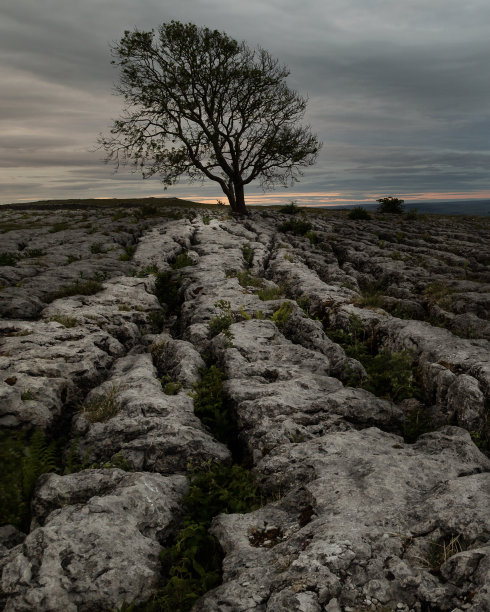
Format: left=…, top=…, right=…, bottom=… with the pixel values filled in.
left=99, top=22, right=321, bottom=214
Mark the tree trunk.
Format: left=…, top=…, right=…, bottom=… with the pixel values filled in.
left=231, top=182, right=248, bottom=215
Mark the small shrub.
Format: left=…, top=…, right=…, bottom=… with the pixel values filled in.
left=119, top=245, right=136, bottom=261
left=278, top=218, right=312, bottom=236
left=405, top=208, right=418, bottom=220
left=257, top=285, right=284, bottom=301
left=376, top=196, right=405, bottom=214
left=271, top=301, right=294, bottom=329
left=305, top=230, right=320, bottom=245
left=82, top=386, right=120, bottom=423
left=279, top=201, right=300, bottom=214
left=66, top=254, right=82, bottom=264
left=90, top=242, right=105, bottom=254
left=202, top=215, right=211, bottom=225
left=348, top=206, right=371, bottom=220
left=283, top=253, right=295, bottom=263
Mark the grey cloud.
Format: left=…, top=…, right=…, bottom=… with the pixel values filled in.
left=1, top=0, right=490, bottom=203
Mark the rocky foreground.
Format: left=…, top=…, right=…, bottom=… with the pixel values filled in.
left=0, top=201, right=489, bottom=612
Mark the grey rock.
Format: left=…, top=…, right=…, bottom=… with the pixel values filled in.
left=1, top=470, right=187, bottom=612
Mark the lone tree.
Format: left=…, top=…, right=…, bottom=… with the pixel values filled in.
left=376, top=196, right=405, bottom=214
left=99, top=21, right=321, bottom=215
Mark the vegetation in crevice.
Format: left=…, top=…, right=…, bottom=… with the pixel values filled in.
left=191, top=365, right=233, bottom=445
left=171, top=250, right=195, bottom=270
left=46, top=279, right=104, bottom=302
left=153, top=269, right=184, bottom=318
left=81, top=386, right=121, bottom=423
left=325, top=314, right=424, bottom=405
left=141, top=462, right=261, bottom=612
left=278, top=217, right=312, bottom=236
left=208, top=300, right=234, bottom=340
left=0, top=429, right=57, bottom=531
left=241, top=243, right=254, bottom=267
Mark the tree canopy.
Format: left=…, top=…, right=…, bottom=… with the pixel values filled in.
left=99, top=21, right=321, bottom=214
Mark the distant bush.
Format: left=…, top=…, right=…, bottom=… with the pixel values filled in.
left=348, top=206, right=371, bottom=220
left=279, top=201, right=300, bottom=214
left=376, top=196, right=405, bottom=214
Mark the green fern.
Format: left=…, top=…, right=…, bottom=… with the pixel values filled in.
left=0, top=429, right=58, bottom=530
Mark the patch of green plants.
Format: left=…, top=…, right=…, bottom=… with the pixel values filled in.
left=134, top=264, right=159, bottom=277
left=325, top=315, right=422, bottom=403
left=90, top=242, right=105, bottom=254
left=0, top=429, right=57, bottom=530
left=208, top=300, right=234, bottom=340
left=236, top=270, right=264, bottom=289
left=23, top=249, right=46, bottom=258
left=271, top=301, right=294, bottom=329
left=403, top=405, right=435, bottom=443
left=66, top=254, right=82, bottom=264
left=119, top=244, right=136, bottom=261
left=423, top=282, right=453, bottom=308
left=278, top=218, right=312, bottom=236
left=241, top=243, right=254, bottom=267
left=362, top=350, right=420, bottom=403
left=47, top=279, right=103, bottom=302
left=144, top=462, right=261, bottom=612
left=161, top=378, right=182, bottom=395
left=81, top=386, right=120, bottom=423
left=21, top=389, right=36, bottom=401
left=49, top=221, right=71, bottom=233
left=191, top=365, right=232, bottom=444
left=283, top=253, right=295, bottom=263
left=202, top=215, right=211, bottom=225
left=49, top=315, right=79, bottom=328
left=348, top=206, right=371, bottom=220
left=305, top=230, right=320, bottom=245
left=257, top=285, right=285, bottom=301
left=171, top=250, right=194, bottom=269
left=148, top=310, right=166, bottom=333
left=154, top=270, right=183, bottom=314
left=0, top=252, right=19, bottom=266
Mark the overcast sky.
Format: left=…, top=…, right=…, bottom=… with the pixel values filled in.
left=2, top=0, right=490, bottom=206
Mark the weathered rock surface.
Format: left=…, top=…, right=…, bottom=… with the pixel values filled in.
left=1, top=470, right=187, bottom=611
left=72, top=349, right=230, bottom=473
left=0, top=203, right=489, bottom=612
